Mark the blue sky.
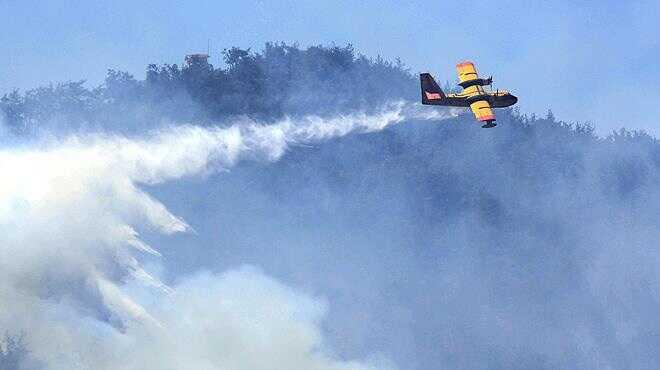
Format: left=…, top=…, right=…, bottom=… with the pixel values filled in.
left=1, top=0, right=659, bottom=135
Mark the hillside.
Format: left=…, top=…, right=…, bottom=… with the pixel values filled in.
left=2, top=43, right=660, bottom=370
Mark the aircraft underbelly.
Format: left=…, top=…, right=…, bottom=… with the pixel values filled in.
left=452, top=99, right=471, bottom=107
left=425, top=98, right=470, bottom=107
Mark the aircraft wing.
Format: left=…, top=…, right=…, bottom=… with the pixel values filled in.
left=456, top=61, right=480, bottom=84
left=457, top=61, right=496, bottom=126
left=469, top=100, right=495, bottom=123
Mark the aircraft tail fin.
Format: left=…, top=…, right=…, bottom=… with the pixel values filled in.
left=420, top=73, right=446, bottom=104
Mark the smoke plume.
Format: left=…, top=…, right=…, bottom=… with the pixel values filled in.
left=0, top=103, right=451, bottom=369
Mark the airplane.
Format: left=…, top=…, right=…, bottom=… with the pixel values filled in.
left=420, top=61, right=517, bottom=128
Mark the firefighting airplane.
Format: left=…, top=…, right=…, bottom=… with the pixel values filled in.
left=420, top=61, right=517, bottom=128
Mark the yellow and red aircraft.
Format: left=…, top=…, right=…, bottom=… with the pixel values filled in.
left=420, top=61, right=517, bottom=128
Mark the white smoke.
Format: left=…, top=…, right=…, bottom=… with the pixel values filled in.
left=0, top=102, right=451, bottom=369
left=401, top=103, right=462, bottom=121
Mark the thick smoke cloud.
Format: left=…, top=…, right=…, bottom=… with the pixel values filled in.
left=0, top=104, right=450, bottom=369
left=3, top=266, right=390, bottom=370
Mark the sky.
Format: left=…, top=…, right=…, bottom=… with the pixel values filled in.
left=1, top=0, right=659, bottom=135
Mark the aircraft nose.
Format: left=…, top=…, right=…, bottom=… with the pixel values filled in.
left=510, top=95, right=518, bottom=105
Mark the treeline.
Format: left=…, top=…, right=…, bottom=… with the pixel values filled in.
left=1, top=42, right=657, bottom=151
left=0, top=43, right=416, bottom=135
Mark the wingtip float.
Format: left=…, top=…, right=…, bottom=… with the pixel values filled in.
left=420, top=61, right=517, bottom=128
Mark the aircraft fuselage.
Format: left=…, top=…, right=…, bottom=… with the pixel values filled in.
left=424, top=91, right=518, bottom=108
